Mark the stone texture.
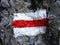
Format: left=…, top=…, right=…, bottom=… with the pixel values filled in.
left=0, top=0, right=59, bottom=45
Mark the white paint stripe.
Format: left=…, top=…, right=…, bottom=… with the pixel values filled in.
left=13, top=26, right=46, bottom=37
left=13, top=10, right=46, bottom=20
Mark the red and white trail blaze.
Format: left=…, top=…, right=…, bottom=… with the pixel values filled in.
left=12, top=10, right=47, bottom=37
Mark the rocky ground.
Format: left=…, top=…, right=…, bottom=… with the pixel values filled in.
left=0, top=0, right=59, bottom=45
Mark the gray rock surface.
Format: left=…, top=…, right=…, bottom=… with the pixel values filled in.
left=0, top=0, right=59, bottom=45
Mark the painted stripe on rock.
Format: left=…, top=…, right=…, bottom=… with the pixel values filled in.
left=13, top=10, right=46, bottom=20
left=13, top=26, right=46, bottom=37
left=12, top=18, right=47, bottom=28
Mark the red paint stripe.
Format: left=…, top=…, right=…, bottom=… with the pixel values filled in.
left=12, top=18, right=47, bottom=28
